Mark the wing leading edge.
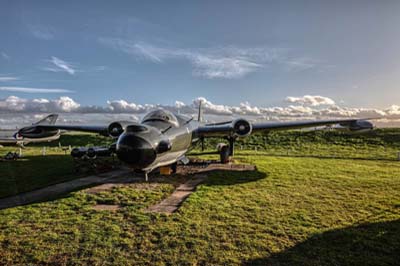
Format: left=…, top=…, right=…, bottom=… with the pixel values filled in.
left=197, top=118, right=374, bottom=137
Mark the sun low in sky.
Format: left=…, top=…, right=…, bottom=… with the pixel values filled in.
left=1, top=0, right=400, bottom=126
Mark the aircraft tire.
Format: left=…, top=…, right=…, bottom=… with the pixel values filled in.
left=171, top=162, right=177, bottom=173
left=220, top=145, right=230, bottom=164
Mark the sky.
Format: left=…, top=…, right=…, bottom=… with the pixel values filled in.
left=1, top=0, right=400, bottom=127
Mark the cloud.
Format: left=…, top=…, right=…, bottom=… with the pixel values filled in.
left=1, top=52, right=10, bottom=60
left=99, top=38, right=313, bottom=79
left=192, top=97, right=232, bottom=115
left=98, top=38, right=167, bottom=63
left=284, top=57, right=318, bottom=72
left=44, top=57, right=76, bottom=75
left=0, top=96, right=80, bottom=113
left=107, top=99, right=154, bottom=113
left=191, top=55, right=261, bottom=79
left=1, top=95, right=400, bottom=127
left=27, top=24, right=55, bottom=40
left=93, top=66, right=107, bottom=71
left=286, top=95, right=336, bottom=106
left=0, top=87, right=73, bottom=93
left=0, top=76, right=19, bottom=82
left=174, top=101, right=185, bottom=108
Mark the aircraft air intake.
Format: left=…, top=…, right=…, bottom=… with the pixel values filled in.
left=156, top=140, right=172, bottom=154
left=108, top=121, right=146, bottom=138
left=232, top=119, right=252, bottom=137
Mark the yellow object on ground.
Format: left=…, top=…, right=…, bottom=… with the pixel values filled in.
left=160, top=166, right=172, bottom=175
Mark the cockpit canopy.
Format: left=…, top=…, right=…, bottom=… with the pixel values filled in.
left=141, top=109, right=179, bottom=127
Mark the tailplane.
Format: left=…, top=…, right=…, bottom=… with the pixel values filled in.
left=197, top=100, right=203, bottom=122
left=33, top=114, right=58, bottom=125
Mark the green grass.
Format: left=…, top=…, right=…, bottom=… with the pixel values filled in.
left=0, top=130, right=400, bottom=265
left=0, top=133, right=112, bottom=198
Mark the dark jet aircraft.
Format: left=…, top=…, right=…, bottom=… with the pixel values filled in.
left=18, top=105, right=374, bottom=179
left=0, top=114, right=60, bottom=146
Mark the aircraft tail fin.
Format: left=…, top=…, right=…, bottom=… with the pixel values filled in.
left=34, top=114, right=58, bottom=125
left=197, top=100, right=203, bottom=122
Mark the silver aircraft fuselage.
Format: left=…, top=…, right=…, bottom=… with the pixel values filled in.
left=115, top=113, right=201, bottom=172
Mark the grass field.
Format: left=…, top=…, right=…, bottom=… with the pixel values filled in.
left=0, top=130, right=400, bottom=265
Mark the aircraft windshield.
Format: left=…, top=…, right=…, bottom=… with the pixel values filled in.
left=142, top=109, right=179, bottom=127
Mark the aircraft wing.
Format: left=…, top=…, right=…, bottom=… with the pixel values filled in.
left=18, top=125, right=109, bottom=137
left=0, top=138, right=18, bottom=145
left=196, top=118, right=374, bottom=137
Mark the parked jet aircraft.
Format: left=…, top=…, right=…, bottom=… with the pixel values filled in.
left=17, top=105, right=374, bottom=179
left=0, top=114, right=60, bottom=146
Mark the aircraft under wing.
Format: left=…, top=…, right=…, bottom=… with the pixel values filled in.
left=196, top=118, right=374, bottom=137
left=19, top=125, right=109, bottom=137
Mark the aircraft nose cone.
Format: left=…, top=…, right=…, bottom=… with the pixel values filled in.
left=116, top=133, right=156, bottom=169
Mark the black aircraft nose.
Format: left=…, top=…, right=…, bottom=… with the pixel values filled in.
left=116, top=133, right=156, bottom=169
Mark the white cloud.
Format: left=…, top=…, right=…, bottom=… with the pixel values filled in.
left=0, top=76, right=19, bottom=82
left=107, top=99, right=154, bottom=113
left=44, top=57, right=76, bottom=75
left=174, top=101, right=186, bottom=109
left=284, top=57, right=318, bottom=72
left=1, top=52, right=10, bottom=60
left=99, top=38, right=314, bottom=79
left=193, top=97, right=232, bottom=115
left=191, top=55, right=261, bottom=79
left=286, top=95, right=336, bottom=106
left=98, top=38, right=168, bottom=63
left=0, top=86, right=73, bottom=93
left=27, top=24, right=55, bottom=40
left=385, top=105, right=400, bottom=115
left=1, top=95, right=399, bottom=126
left=0, top=96, right=79, bottom=113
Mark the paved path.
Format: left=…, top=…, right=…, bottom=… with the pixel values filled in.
left=146, top=174, right=208, bottom=214
left=0, top=169, right=131, bottom=210
left=146, top=163, right=256, bottom=214
left=0, top=163, right=257, bottom=211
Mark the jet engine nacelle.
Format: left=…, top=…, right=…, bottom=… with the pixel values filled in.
left=71, top=147, right=89, bottom=158
left=232, top=119, right=252, bottom=137
left=338, top=119, right=374, bottom=132
left=108, top=121, right=147, bottom=138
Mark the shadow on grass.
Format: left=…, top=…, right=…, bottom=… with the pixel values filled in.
left=0, top=154, right=76, bottom=198
left=256, top=153, right=396, bottom=162
left=0, top=163, right=264, bottom=210
left=244, top=220, right=400, bottom=266
left=201, top=169, right=266, bottom=186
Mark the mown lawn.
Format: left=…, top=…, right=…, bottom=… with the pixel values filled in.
left=0, top=152, right=399, bottom=265
left=0, top=133, right=112, bottom=198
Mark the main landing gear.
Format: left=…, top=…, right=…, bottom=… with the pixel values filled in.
left=219, top=136, right=236, bottom=164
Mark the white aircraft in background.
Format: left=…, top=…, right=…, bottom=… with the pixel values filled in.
left=0, top=114, right=60, bottom=146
